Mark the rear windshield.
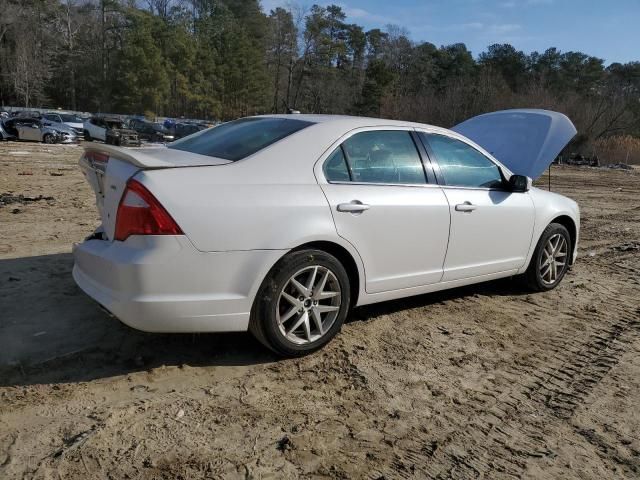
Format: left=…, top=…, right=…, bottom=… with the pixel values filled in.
left=168, top=117, right=314, bottom=161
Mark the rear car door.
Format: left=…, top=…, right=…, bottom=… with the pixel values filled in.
left=17, top=121, right=42, bottom=141
left=419, top=132, right=535, bottom=282
left=319, top=128, right=450, bottom=294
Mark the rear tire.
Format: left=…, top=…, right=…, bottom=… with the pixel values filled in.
left=249, top=249, right=351, bottom=357
left=523, top=223, right=571, bottom=291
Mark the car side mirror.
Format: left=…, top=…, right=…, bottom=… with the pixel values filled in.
left=508, top=174, right=529, bottom=192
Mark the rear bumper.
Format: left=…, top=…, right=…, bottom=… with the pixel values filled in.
left=72, top=235, right=284, bottom=333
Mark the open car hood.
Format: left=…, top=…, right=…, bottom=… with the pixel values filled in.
left=452, top=109, right=577, bottom=180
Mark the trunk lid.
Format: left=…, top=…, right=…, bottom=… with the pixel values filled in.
left=452, top=109, right=577, bottom=180
left=80, top=145, right=231, bottom=241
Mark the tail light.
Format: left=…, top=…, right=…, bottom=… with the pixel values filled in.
left=114, top=179, right=183, bottom=241
left=85, top=150, right=109, bottom=174
left=85, top=150, right=109, bottom=166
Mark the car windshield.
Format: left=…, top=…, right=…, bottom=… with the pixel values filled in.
left=168, top=117, right=314, bottom=161
left=60, top=114, right=82, bottom=123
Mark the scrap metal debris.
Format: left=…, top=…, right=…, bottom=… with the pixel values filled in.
left=612, top=241, right=640, bottom=252
left=0, top=193, right=55, bottom=207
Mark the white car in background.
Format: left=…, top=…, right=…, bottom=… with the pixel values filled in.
left=83, top=115, right=140, bottom=146
left=73, top=110, right=580, bottom=356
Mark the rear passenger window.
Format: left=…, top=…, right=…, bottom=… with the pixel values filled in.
left=341, top=131, right=425, bottom=184
left=323, top=147, right=350, bottom=182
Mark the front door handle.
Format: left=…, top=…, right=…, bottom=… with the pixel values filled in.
left=337, top=201, right=370, bottom=213
left=455, top=201, right=477, bottom=212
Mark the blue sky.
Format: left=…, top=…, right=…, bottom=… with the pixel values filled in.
left=261, top=0, right=639, bottom=64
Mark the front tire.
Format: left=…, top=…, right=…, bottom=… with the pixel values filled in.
left=524, top=223, right=571, bottom=291
left=43, top=133, right=55, bottom=144
left=249, top=249, right=351, bottom=357
left=84, top=130, right=91, bottom=142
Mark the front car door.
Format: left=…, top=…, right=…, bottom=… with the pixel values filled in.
left=318, top=128, right=451, bottom=294
left=418, top=131, right=535, bottom=282
left=89, top=118, right=106, bottom=140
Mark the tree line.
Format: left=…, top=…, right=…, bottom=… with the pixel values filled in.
left=1, top=0, right=640, bottom=152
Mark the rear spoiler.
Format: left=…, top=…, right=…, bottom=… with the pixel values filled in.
left=83, top=144, right=231, bottom=169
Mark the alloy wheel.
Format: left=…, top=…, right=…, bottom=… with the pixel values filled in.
left=276, top=265, right=341, bottom=345
left=539, top=233, right=568, bottom=285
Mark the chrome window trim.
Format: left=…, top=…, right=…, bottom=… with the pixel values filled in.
left=327, top=180, right=442, bottom=189
left=439, top=185, right=518, bottom=192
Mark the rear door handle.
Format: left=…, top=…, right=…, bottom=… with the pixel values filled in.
left=337, top=201, right=370, bottom=213
left=455, top=202, right=477, bottom=212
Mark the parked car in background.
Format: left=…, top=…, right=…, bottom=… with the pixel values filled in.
left=129, top=119, right=174, bottom=143
left=173, top=122, right=208, bottom=139
left=11, top=110, right=42, bottom=118
left=0, top=117, right=77, bottom=143
left=73, top=110, right=580, bottom=357
left=84, top=116, right=140, bottom=146
left=42, top=112, right=85, bottom=138
left=0, top=119, right=16, bottom=140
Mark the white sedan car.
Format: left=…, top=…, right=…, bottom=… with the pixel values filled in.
left=73, top=110, right=580, bottom=356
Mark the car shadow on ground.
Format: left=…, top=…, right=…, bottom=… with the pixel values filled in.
left=0, top=253, right=531, bottom=387
left=351, top=276, right=532, bottom=322
left=0, top=253, right=276, bottom=387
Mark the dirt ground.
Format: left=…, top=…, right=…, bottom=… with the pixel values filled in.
left=0, top=141, right=639, bottom=480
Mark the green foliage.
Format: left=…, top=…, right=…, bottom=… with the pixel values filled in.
left=356, top=59, right=394, bottom=116
left=0, top=0, right=638, bottom=145
left=479, top=43, right=527, bottom=90
left=111, top=9, right=171, bottom=115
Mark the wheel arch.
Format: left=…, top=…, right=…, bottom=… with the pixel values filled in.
left=520, top=212, right=579, bottom=274
left=550, top=214, right=577, bottom=265
left=289, top=240, right=363, bottom=306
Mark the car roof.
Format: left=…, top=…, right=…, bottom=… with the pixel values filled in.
left=255, top=113, right=444, bottom=130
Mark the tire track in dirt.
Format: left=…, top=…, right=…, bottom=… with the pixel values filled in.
left=371, top=256, right=640, bottom=479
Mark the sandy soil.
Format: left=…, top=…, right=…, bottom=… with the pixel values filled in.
left=0, top=141, right=639, bottom=479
